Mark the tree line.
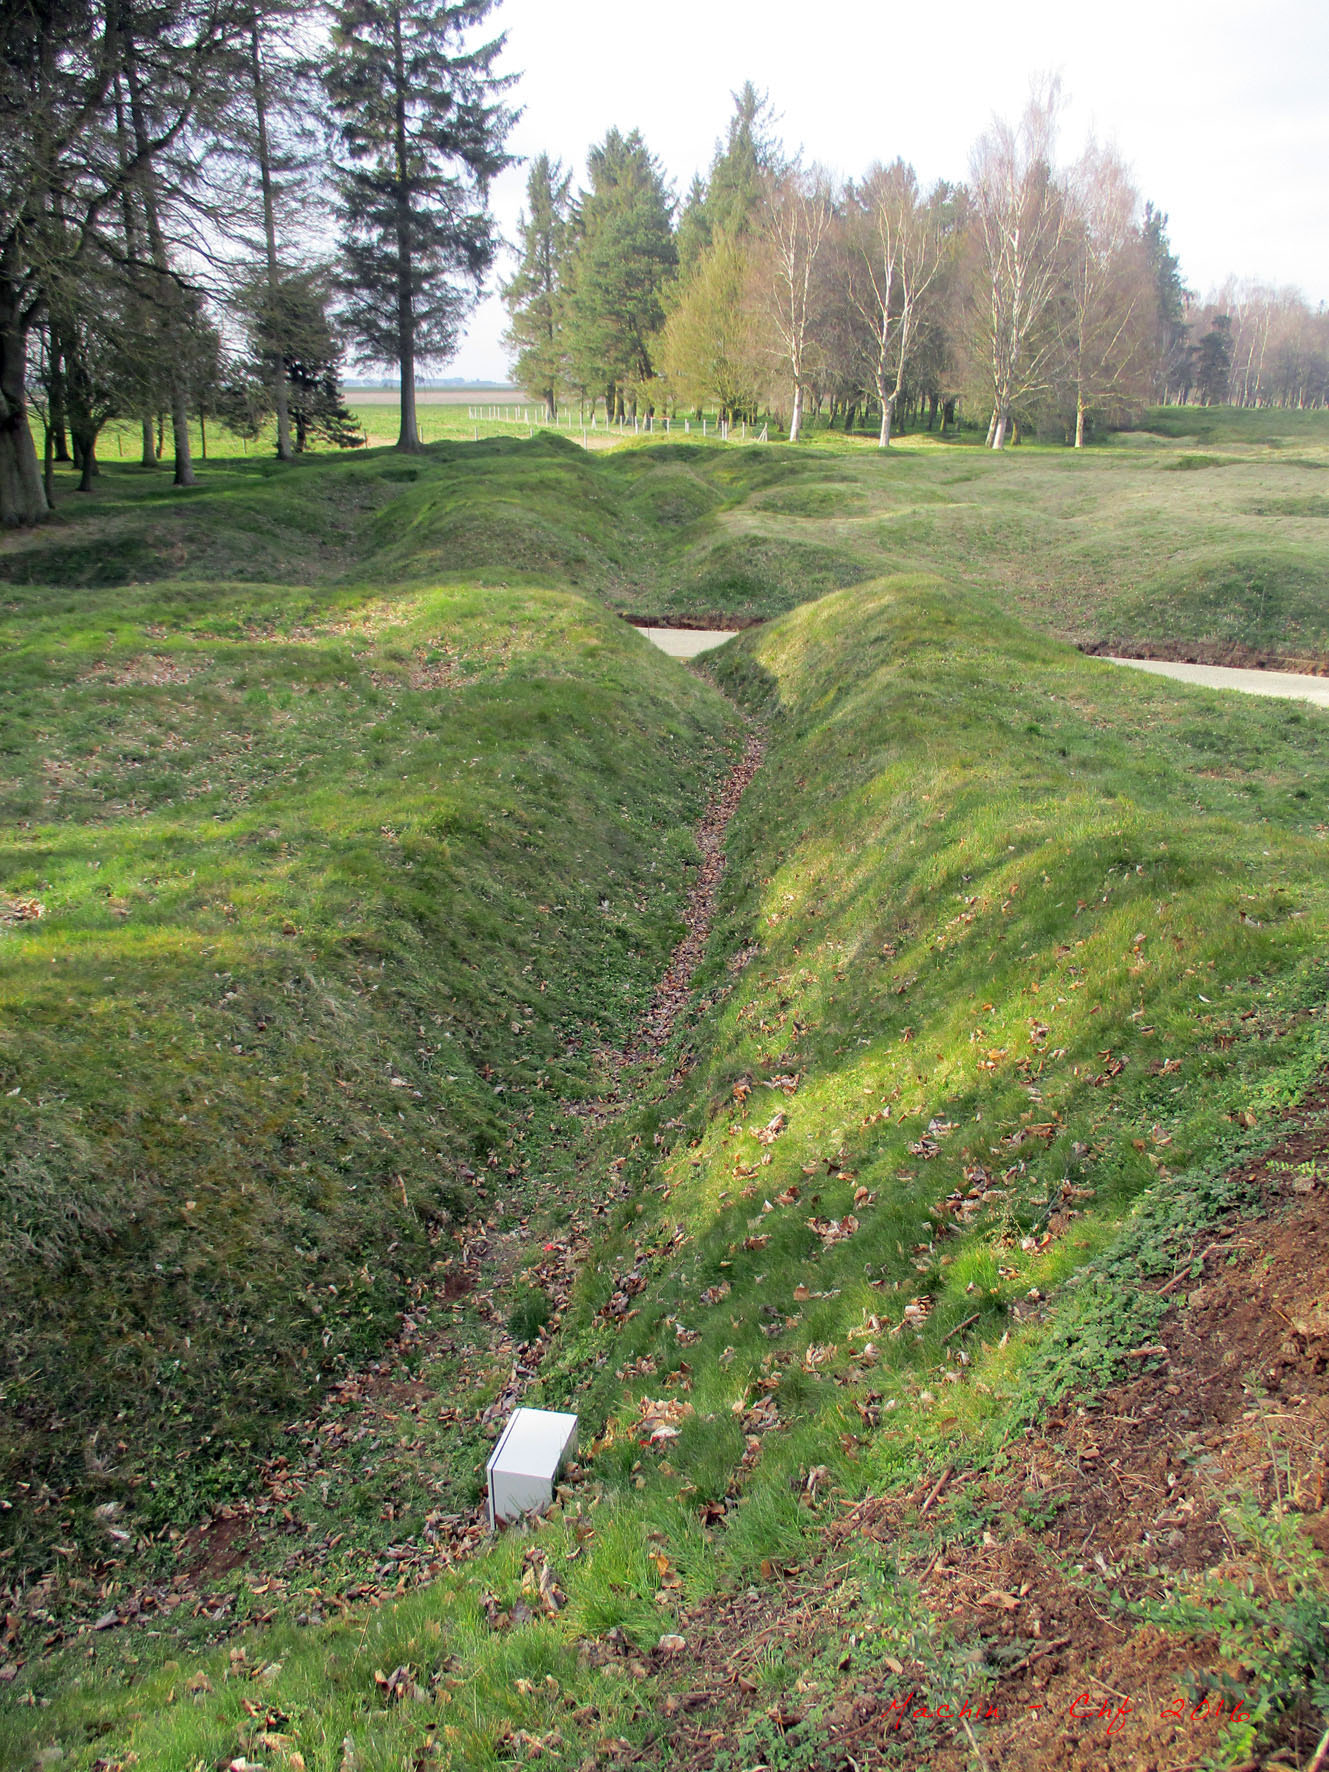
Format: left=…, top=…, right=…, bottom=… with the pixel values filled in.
left=505, top=82, right=1329, bottom=450
left=5, top=4, right=1325, bottom=533
left=0, top=0, right=515, bottom=527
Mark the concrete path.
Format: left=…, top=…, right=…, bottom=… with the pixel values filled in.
left=1109, top=657, right=1329, bottom=708
left=638, top=626, right=737, bottom=658
left=640, top=627, right=1329, bottom=704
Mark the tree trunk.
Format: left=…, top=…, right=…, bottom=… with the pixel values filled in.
left=50, top=352, right=71, bottom=461
left=76, top=430, right=97, bottom=492
left=171, top=384, right=195, bottom=486
left=114, top=78, right=157, bottom=472
left=985, top=408, right=998, bottom=448
left=0, top=294, right=48, bottom=528
left=991, top=407, right=1008, bottom=449
left=543, top=389, right=555, bottom=422
left=1074, top=398, right=1086, bottom=448
left=251, top=19, right=292, bottom=462
left=391, top=8, right=421, bottom=452
left=43, top=423, right=55, bottom=505
left=789, top=380, right=804, bottom=443
left=879, top=399, right=893, bottom=448
left=127, top=45, right=195, bottom=489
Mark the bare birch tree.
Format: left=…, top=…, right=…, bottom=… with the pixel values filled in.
left=847, top=160, right=945, bottom=447
left=1063, top=142, right=1156, bottom=444
left=968, top=81, right=1069, bottom=449
left=761, top=163, right=833, bottom=442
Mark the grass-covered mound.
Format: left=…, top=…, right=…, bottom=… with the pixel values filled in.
left=1100, top=544, right=1329, bottom=663
left=9, top=573, right=1326, bottom=1771
left=6, top=414, right=1329, bottom=666
left=0, top=498, right=734, bottom=1566
left=557, top=574, right=1329, bottom=1433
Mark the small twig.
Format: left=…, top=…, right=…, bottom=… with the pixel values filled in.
left=942, top=1311, right=981, bottom=1344
left=1087, top=1674, right=1130, bottom=1701
left=1305, top=1723, right=1329, bottom=1772
left=960, top=1713, right=992, bottom=1772
left=1005, top=1634, right=1072, bottom=1676
left=919, top=1466, right=955, bottom=1515
left=1153, top=1239, right=1227, bottom=1295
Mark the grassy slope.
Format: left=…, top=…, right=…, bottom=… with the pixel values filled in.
left=10, top=409, right=1329, bottom=663
left=0, top=442, right=735, bottom=1567
left=6, top=569, right=1327, bottom=1768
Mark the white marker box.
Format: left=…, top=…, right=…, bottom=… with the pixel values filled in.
left=486, top=1407, right=579, bottom=1529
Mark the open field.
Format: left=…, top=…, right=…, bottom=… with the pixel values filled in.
left=345, top=386, right=523, bottom=403
left=1, top=416, right=1327, bottom=1769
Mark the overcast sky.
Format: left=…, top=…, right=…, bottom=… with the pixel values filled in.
left=444, top=0, right=1329, bottom=380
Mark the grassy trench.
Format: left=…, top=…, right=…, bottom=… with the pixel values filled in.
left=6, top=572, right=1326, bottom=1769
left=0, top=479, right=737, bottom=1573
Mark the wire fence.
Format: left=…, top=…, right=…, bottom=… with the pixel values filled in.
left=463, top=405, right=768, bottom=446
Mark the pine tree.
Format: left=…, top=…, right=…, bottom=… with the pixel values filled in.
left=1142, top=202, right=1190, bottom=401
left=501, top=154, right=570, bottom=422
left=562, top=129, right=675, bottom=421
left=235, top=267, right=361, bottom=450
left=672, top=87, right=777, bottom=288
left=704, top=82, right=779, bottom=240
left=1194, top=313, right=1233, bottom=405
left=325, top=0, right=515, bottom=451
left=673, top=175, right=711, bottom=281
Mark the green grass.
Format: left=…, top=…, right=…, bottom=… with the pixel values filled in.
left=6, top=557, right=1329, bottom=1769
left=0, top=441, right=736, bottom=1572
left=2, top=417, right=1328, bottom=1768
left=23, top=403, right=1329, bottom=662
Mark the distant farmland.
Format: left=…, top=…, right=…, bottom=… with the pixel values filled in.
left=346, top=384, right=523, bottom=404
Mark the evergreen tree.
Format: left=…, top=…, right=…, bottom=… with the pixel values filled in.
left=325, top=0, right=516, bottom=451
left=1142, top=202, right=1190, bottom=399
left=563, top=129, right=675, bottom=419
left=501, top=153, right=570, bottom=421
left=672, top=85, right=778, bottom=288
left=1194, top=312, right=1233, bottom=405
left=235, top=267, right=360, bottom=450
left=704, top=82, right=780, bottom=240
left=673, top=174, right=711, bottom=281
